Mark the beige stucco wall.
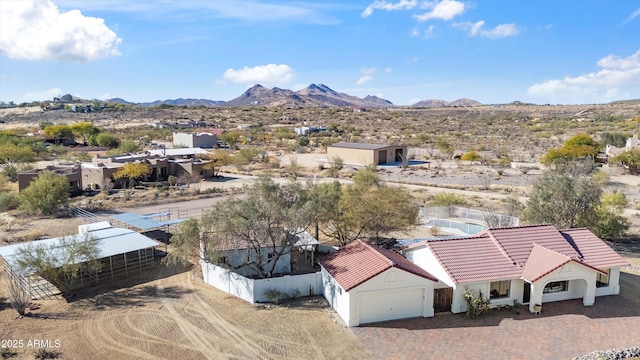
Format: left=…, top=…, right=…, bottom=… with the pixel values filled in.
left=326, top=145, right=408, bottom=166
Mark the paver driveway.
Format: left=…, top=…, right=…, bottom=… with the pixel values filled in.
left=352, top=272, right=640, bottom=360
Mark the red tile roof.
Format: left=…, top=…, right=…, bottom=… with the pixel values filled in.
left=319, top=240, right=437, bottom=292
left=425, top=234, right=521, bottom=283
left=521, top=244, right=571, bottom=282
left=560, top=228, right=630, bottom=269
left=406, top=224, right=628, bottom=284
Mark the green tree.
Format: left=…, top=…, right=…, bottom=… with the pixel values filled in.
left=525, top=164, right=601, bottom=229
left=201, top=150, right=233, bottom=177
left=43, top=124, right=73, bottom=144
left=600, top=132, right=629, bottom=148
left=0, top=143, right=35, bottom=181
left=308, top=170, right=418, bottom=245
left=541, top=134, right=600, bottom=166
left=20, top=170, right=70, bottom=215
left=219, top=131, right=241, bottom=149
left=113, top=162, right=151, bottom=189
left=162, top=218, right=210, bottom=266
left=234, top=148, right=259, bottom=169
left=70, top=121, right=100, bottom=144
left=431, top=192, right=468, bottom=217
left=92, top=133, right=120, bottom=148
left=118, top=139, right=141, bottom=153
left=590, top=192, right=630, bottom=240
left=199, top=177, right=314, bottom=278
left=611, top=149, right=640, bottom=175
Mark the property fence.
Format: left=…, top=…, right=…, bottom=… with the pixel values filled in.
left=419, top=206, right=519, bottom=235
left=201, top=261, right=323, bottom=303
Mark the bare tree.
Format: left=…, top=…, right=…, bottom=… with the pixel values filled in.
left=8, top=278, right=30, bottom=316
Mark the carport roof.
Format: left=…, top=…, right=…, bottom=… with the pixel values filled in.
left=0, top=227, right=159, bottom=274
left=111, top=212, right=188, bottom=231
left=319, top=240, right=437, bottom=292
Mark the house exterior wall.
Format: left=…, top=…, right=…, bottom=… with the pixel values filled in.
left=326, top=145, right=408, bottom=167
left=322, top=267, right=434, bottom=326
left=404, top=246, right=455, bottom=287
left=321, top=267, right=352, bottom=325
left=220, top=247, right=291, bottom=278
left=406, top=246, right=619, bottom=314
left=595, top=267, right=622, bottom=296
left=18, top=166, right=82, bottom=194
left=173, top=132, right=217, bottom=148
left=529, top=262, right=598, bottom=313
left=326, top=147, right=375, bottom=166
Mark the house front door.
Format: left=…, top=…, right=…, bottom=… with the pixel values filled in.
left=523, top=283, right=531, bottom=304
left=433, top=287, right=453, bottom=312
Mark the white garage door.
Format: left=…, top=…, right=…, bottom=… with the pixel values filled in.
left=358, top=287, right=424, bottom=325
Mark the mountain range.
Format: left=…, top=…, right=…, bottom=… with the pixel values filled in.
left=105, top=83, right=482, bottom=109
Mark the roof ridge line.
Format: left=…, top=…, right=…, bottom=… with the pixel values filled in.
left=485, top=229, right=518, bottom=266
left=361, top=240, right=395, bottom=268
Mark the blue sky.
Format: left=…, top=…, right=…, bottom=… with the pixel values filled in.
left=1, top=0, right=639, bottom=105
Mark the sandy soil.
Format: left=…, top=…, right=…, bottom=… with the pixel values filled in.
left=0, top=261, right=370, bottom=360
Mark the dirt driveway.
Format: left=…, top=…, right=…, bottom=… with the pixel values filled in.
left=0, top=262, right=370, bottom=360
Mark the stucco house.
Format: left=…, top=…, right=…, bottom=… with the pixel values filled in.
left=402, top=224, right=628, bottom=314
left=326, top=143, right=408, bottom=167
left=18, top=164, right=82, bottom=195
left=605, top=134, right=640, bottom=158
left=173, top=132, right=218, bottom=148
left=319, top=240, right=437, bottom=326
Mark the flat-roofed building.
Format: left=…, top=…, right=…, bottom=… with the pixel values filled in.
left=326, top=142, right=408, bottom=167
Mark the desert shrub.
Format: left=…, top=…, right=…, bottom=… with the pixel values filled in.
left=463, top=288, right=491, bottom=319
left=8, top=278, right=30, bottom=316
left=33, top=348, right=61, bottom=359
left=264, top=289, right=286, bottom=304
left=0, top=192, right=21, bottom=211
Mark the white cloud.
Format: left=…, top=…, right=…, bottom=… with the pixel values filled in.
left=384, top=67, right=392, bottom=73
left=362, top=0, right=417, bottom=18
left=424, top=25, right=436, bottom=38
left=0, top=0, right=121, bottom=62
left=414, top=0, right=465, bottom=22
left=356, top=75, right=374, bottom=85
left=222, top=64, right=294, bottom=85
left=56, top=0, right=339, bottom=25
left=527, top=50, right=640, bottom=103
left=621, top=8, right=640, bottom=26
left=407, top=56, right=419, bottom=63
left=455, top=21, right=519, bottom=38
left=21, top=88, right=63, bottom=102
left=361, top=68, right=377, bottom=75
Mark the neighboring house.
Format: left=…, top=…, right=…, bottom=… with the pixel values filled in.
left=173, top=132, right=218, bottom=148
left=605, top=134, right=640, bottom=158
left=319, top=240, right=437, bottom=326
left=18, top=164, right=82, bottom=195
left=326, top=143, right=408, bottom=167
left=403, top=224, right=628, bottom=314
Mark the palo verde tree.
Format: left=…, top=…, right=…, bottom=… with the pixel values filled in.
left=541, top=133, right=600, bottom=166
left=43, top=124, right=73, bottom=144
left=20, top=170, right=70, bottom=215
left=200, top=150, right=233, bottom=177
left=112, top=162, right=151, bottom=189
left=70, top=121, right=101, bottom=144
left=13, top=233, right=101, bottom=295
